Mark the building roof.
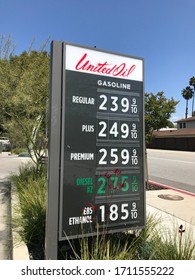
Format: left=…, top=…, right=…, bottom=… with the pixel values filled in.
left=175, top=116, right=195, bottom=123
left=153, top=128, right=195, bottom=138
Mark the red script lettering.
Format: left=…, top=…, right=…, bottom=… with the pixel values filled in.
left=75, top=53, right=136, bottom=78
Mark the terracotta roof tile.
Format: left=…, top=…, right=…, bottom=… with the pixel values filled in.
left=175, top=116, right=195, bottom=122
left=153, top=128, right=195, bottom=137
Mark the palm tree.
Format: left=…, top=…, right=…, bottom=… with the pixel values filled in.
left=181, top=86, right=193, bottom=118
left=189, top=76, right=195, bottom=116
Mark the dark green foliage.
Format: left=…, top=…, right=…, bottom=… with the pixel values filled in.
left=0, top=35, right=50, bottom=168
left=145, top=92, right=179, bottom=143
left=189, top=76, right=195, bottom=116
left=181, top=86, right=193, bottom=118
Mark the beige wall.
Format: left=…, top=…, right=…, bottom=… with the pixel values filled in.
left=177, top=121, right=195, bottom=129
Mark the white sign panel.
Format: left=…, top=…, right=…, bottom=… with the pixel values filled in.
left=65, top=45, right=143, bottom=81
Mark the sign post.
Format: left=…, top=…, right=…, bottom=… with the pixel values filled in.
left=45, top=41, right=145, bottom=259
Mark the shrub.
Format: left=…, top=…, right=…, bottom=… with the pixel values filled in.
left=11, top=147, right=27, bottom=155
left=12, top=163, right=46, bottom=259
left=61, top=231, right=136, bottom=260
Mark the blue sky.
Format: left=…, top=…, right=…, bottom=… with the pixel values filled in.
left=1, top=0, right=195, bottom=122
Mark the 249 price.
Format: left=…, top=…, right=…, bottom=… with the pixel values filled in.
left=98, top=121, right=138, bottom=140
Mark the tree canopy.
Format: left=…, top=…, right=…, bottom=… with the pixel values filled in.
left=189, top=76, right=195, bottom=116
left=0, top=44, right=50, bottom=167
left=181, top=86, right=193, bottom=118
left=145, top=91, right=179, bottom=143
left=181, top=76, right=195, bottom=117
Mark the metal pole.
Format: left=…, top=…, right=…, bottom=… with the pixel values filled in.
left=45, top=41, right=63, bottom=260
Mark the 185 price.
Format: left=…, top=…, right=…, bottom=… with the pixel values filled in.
left=99, top=202, right=138, bottom=222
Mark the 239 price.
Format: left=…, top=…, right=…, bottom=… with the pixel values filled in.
left=98, top=94, right=138, bottom=114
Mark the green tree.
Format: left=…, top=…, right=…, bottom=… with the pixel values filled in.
left=0, top=59, right=10, bottom=133
left=0, top=34, right=17, bottom=134
left=0, top=50, right=34, bottom=135
left=145, top=91, right=179, bottom=143
left=0, top=47, right=50, bottom=170
left=181, top=86, right=193, bottom=118
left=189, top=76, right=195, bottom=116
left=7, top=51, right=49, bottom=166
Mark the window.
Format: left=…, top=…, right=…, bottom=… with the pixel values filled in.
left=179, top=122, right=186, bottom=128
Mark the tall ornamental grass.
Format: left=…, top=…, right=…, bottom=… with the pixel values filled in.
left=11, top=163, right=46, bottom=259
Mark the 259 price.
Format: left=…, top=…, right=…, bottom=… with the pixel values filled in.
left=98, top=147, right=138, bottom=166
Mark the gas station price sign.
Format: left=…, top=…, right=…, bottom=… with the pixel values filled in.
left=47, top=42, right=145, bottom=242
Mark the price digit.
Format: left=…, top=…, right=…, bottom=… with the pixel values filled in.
left=121, top=123, right=129, bottom=138
left=98, top=121, right=107, bottom=137
left=121, top=149, right=129, bottom=165
left=99, top=94, right=107, bottom=110
left=109, top=204, right=118, bottom=221
left=110, top=148, right=118, bottom=164
left=121, top=97, right=129, bottom=112
left=99, top=148, right=107, bottom=164
left=97, top=177, right=106, bottom=194
left=110, top=122, right=119, bottom=138
left=110, top=96, right=118, bottom=111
